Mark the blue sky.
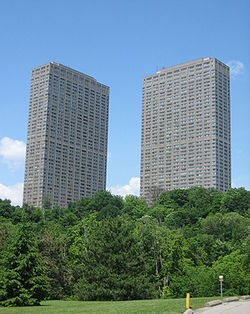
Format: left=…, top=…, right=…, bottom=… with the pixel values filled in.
left=0, top=0, right=249, bottom=205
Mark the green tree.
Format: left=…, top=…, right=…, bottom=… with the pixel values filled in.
left=147, top=204, right=173, bottom=226
left=93, top=190, right=123, bottom=212
left=73, top=216, right=157, bottom=300
left=43, top=193, right=52, bottom=210
left=123, top=195, right=147, bottom=219
left=221, top=188, right=250, bottom=215
left=212, top=250, right=249, bottom=296
left=135, top=215, right=162, bottom=294
left=169, top=264, right=216, bottom=297
left=38, top=224, right=72, bottom=299
left=0, top=222, right=48, bottom=306
left=0, top=199, right=22, bottom=223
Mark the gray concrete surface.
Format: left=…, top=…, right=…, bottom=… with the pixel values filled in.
left=194, top=300, right=250, bottom=314
left=205, top=300, right=222, bottom=307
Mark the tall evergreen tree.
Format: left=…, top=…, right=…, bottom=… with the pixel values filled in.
left=0, top=221, right=48, bottom=306
left=73, top=216, right=158, bottom=300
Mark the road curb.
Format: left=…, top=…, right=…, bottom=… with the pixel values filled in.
left=223, top=296, right=239, bottom=302
left=241, top=295, right=250, bottom=300
left=205, top=300, right=222, bottom=307
left=183, top=309, right=193, bottom=314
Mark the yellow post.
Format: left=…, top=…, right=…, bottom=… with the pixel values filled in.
left=186, top=293, right=190, bottom=309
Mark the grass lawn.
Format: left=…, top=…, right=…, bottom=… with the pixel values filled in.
left=0, top=297, right=218, bottom=314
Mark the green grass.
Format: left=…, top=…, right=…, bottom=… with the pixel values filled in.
left=0, top=297, right=218, bottom=314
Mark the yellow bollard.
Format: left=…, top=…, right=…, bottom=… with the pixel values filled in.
left=186, top=293, right=190, bottom=309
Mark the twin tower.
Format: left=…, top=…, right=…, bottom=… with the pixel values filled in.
left=23, top=58, right=231, bottom=207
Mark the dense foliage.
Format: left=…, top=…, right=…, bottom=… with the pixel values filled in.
left=0, top=219, right=48, bottom=306
left=0, top=187, right=249, bottom=306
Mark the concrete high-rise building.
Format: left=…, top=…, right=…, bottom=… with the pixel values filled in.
left=140, top=57, right=231, bottom=202
left=23, top=62, right=109, bottom=208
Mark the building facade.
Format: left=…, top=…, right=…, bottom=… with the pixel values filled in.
left=140, top=58, right=231, bottom=202
left=23, top=62, right=109, bottom=208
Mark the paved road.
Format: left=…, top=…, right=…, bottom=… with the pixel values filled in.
left=194, top=301, right=250, bottom=314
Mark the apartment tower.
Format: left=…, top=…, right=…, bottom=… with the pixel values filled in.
left=140, top=58, right=231, bottom=202
left=23, top=62, right=109, bottom=208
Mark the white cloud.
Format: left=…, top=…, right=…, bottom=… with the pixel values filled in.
left=0, top=137, right=26, bottom=170
left=226, top=60, right=244, bottom=78
left=109, top=177, right=140, bottom=198
left=0, top=182, right=23, bottom=206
